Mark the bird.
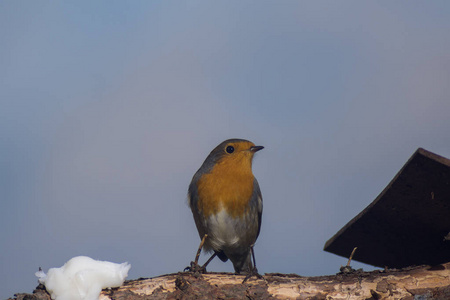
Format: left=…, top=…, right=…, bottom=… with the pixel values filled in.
left=187, top=138, right=264, bottom=279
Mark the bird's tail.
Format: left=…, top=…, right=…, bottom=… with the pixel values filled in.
left=231, top=251, right=252, bottom=274
left=216, top=250, right=228, bottom=262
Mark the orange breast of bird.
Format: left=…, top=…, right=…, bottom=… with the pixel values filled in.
left=196, top=151, right=254, bottom=219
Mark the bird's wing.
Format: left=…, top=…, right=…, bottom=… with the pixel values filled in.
left=188, top=177, right=207, bottom=239
left=252, top=178, right=263, bottom=239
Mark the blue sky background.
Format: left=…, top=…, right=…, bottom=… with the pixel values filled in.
left=2, top=1, right=450, bottom=298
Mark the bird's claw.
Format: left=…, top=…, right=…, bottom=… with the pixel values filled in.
left=184, top=261, right=206, bottom=274
left=242, top=267, right=263, bottom=283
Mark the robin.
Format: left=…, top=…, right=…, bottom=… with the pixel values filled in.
left=186, top=138, right=264, bottom=280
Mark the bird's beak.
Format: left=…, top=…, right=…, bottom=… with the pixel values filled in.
left=250, top=145, right=264, bottom=153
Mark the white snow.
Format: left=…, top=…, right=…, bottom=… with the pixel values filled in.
left=35, top=256, right=131, bottom=300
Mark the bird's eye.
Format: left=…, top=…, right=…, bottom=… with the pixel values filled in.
left=226, top=145, right=235, bottom=154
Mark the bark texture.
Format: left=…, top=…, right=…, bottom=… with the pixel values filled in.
left=11, top=262, right=450, bottom=300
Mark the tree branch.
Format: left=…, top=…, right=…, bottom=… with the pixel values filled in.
left=11, top=262, right=450, bottom=300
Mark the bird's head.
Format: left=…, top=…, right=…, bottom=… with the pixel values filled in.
left=203, top=139, right=264, bottom=174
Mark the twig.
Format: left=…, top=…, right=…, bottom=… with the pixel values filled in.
left=347, top=247, right=357, bottom=267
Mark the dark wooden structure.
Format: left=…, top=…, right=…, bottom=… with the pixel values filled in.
left=324, top=148, right=450, bottom=268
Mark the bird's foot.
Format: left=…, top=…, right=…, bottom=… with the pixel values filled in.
left=242, top=267, right=263, bottom=283
left=184, top=261, right=207, bottom=274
